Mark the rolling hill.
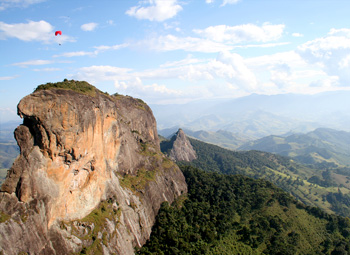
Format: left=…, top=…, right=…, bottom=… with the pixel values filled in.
left=239, top=128, right=350, bottom=166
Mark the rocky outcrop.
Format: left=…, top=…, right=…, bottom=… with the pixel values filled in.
left=0, top=81, right=187, bottom=255
left=162, top=129, right=197, bottom=162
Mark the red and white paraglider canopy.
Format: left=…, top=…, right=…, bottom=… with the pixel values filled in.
left=55, top=31, right=62, bottom=36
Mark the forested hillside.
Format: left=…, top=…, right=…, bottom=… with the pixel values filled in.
left=139, top=166, right=350, bottom=254
left=166, top=137, right=350, bottom=217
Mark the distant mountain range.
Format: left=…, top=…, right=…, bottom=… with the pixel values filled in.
left=239, top=128, right=350, bottom=166
left=0, top=120, right=20, bottom=183
left=161, top=127, right=350, bottom=167
left=159, top=128, right=251, bottom=150
left=152, top=91, right=350, bottom=139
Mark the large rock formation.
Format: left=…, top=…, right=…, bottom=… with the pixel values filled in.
left=0, top=80, right=187, bottom=255
left=161, top=128, right=197, bottom=162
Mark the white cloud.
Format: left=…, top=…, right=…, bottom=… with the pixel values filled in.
left=81, top=22, right=98, bottom=32
left=12, top=59, right=53, bottom=67
left=298, top=28, right=350, bottom=85
left=94, top=43, right=128, bottom=52
left=0, top=75, right=17, bottom=80
left=145, top=34, right=232, bottom=53
left=12, top=59, right=71, bottom=67
left=73, top=65, right=186, bottom=103
left=244, top=50, right=343, bottom=95
left=214, top=51, right=257, bottom=91
left=160, top=54, right=208, bottom=68
left=194, top=23, right=285, bottom=43
left=0, top=20, right=75, bottom=43
left=72, top=51, right=261, bottom=103
left=126, top=0, right=183, bottom=22
left=221, top=0, right=240, bottom=6
left=53, top=43, right=128, bottom=58
left=74, top=65, right=133, bottom=83
left=114, top=77, right=184, bottom=102
left=0, top=20, right=52, bottom=41
left=292, top=32, right=303, bottom=37
left=54, top=51, right=96, bottom=58
left=33, top=67, right=61, bottom=72
left=143, top=28, right=287, bottom=53
left=0, top=0, right=45, bottom=11
left=205, top=0, right=240, bottom=6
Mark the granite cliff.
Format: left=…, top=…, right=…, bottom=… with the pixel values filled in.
left=161, top=129, right=197, bottom=162
left=0, top=80, right=187, bottom=255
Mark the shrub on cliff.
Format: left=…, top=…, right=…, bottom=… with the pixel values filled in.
left=34, top=79, right=99, bottom=96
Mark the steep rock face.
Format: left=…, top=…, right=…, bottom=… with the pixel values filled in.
left=167, top=129, right=197, bottom=162
left=0, top=82, right=187, bottom=255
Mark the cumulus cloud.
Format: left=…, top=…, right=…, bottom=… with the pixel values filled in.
left=81, top=22, right=98, bottom=31
left=244, top=50, right=341, bottom=95
left=73, top=65, right=187, bottom=103
left=114, top=77, right=184, bottom=102
left=298, top=28, right=350, bottom=85
left=215, top=51, right=257, bottom=91
left=194, top=23, right=285, bottom=43
left=74, top=65, right=133, bottom=83
left=0, top=20, right=74, bottom=43
left=126, top=0, right=182, bottom=22
left=72, top=50, right=262, bottom=103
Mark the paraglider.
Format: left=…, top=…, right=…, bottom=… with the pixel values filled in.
left=55, top=31, right=62, bottom=45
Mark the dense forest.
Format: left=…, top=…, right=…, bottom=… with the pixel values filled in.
left=173, top=138, right=350, bottom=217
left=139, top=166, right=350, bottom=254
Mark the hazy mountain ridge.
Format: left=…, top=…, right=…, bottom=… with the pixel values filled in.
left=0, top=120, right=20, bottom=182
left=239, top=128, right=350, bottom=166
left=159, top=127, right=252, bottom=150
left=152, top=91, right=350, bottom=139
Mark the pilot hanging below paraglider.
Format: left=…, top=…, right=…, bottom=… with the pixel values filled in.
left=55, top=30, right=62, bottom=45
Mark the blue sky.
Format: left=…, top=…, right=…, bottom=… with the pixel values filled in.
left=1, top=0, right=350, bottom=122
